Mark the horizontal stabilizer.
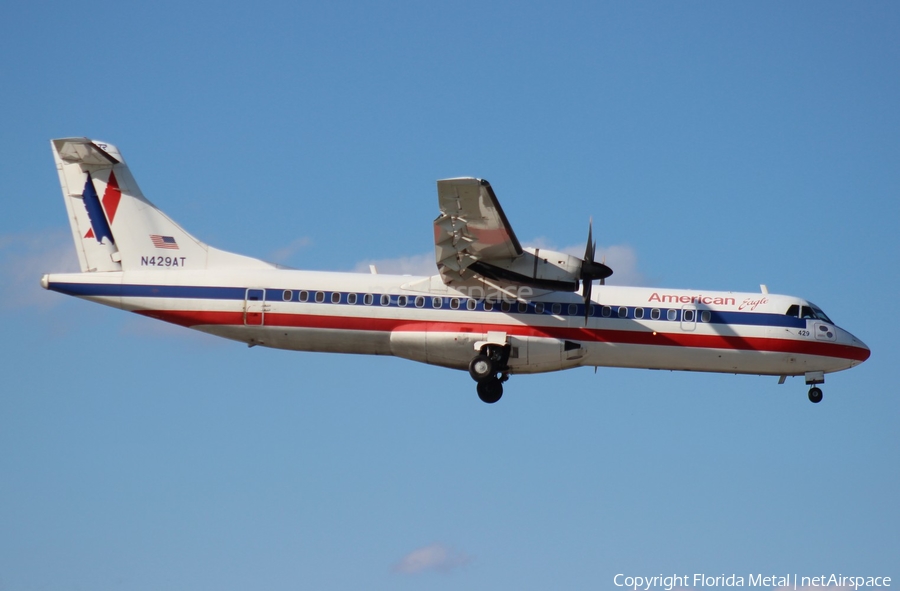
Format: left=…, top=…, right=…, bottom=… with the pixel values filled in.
left=55, top=138, right=120, bottom=166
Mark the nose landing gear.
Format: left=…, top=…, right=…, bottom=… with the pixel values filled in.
left=805, top=371, right=825, bottom=404
left=469, top=344, right=511, bottom=404
left=808, top=387, right=823, bottom=404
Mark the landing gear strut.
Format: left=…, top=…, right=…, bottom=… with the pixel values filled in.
left=470, top=344, right=511, bottom=404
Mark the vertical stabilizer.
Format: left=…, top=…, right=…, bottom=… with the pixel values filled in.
left=51, top=138, right=271, bottom=272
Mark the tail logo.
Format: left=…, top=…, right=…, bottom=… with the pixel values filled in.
left=82, top=171, right=122, bottom=243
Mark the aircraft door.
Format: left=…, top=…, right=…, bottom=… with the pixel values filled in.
left=681, top=305, right=697, bottom=331
left=244, top=288, right=266, bottom=326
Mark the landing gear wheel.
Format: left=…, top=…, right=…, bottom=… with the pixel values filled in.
left=469, top=354, right=494, bottom=382
left=477, top=377, right=503, bottom=404
left=808, top=387, right=823, bottom=404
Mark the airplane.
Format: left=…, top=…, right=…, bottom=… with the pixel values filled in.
left=41, top=138, right=870, bottom=404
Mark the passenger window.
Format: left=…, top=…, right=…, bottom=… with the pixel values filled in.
left=618, top=307, right=628, bottom=318
left=331, top=292, right=341, bottom=304
left=601, top=306, right=611, bottom=317
left=432, top=297, right=442, bottom=308
left=348, top=293, right=358, bottom=305
left=467, top=299, right=477, bottom=311
left=701, top=310, right=711, bottom=323
left=634, top=307, right=644, bottom=319
left=397, top=295, right=407, bottom=307
left=415, top=296, right=424, bottom=308
left=518, top=302, right=528, bottom=313
left=450, top=298, right=460, bottom=310
left=667, top=309, right=678, bottom=321
left=381, top=294, right=390, bottom=306
left=501, top=301, right=511, bottom=312
left=552, top=303, right=562, bottom=315
left=364, top=293, right=374, bottom=305
left=568, top=304, right=578, bottom=316
left=282, top=290, right=292, bottom=301
left=299, top=290, right=309, bottom=302
left=587, top=304, right=595, bottom=317
left=484, top=300, right=493, bottom=311
left=650, top=308, right=661, bottom=320
left=534, top=302, right=545, bottom=314
left=683, top=309, right=695, bottom=322
left=315, top=291, right=325, bottom=303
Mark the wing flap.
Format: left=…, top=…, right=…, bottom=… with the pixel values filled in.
left=434, top=178, right=523, bottom=284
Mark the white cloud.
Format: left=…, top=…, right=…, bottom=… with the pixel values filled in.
left=269, top=236, right=313, bottom=264
left=593, top=244, right=645, bottom=286
left=0, top=228, right=80, bottom=308
left=391, top=543, right=472, bottom=575
left=353, top=252, right=435, bottom=276
left=356, top=238, right=646, bottom=286
left=528, top=236, right=646, bottom=287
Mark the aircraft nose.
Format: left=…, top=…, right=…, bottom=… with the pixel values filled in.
left=842, top=329, right=871, bottom=365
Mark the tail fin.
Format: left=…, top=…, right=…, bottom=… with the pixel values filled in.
left=51, top=138, right=271, bottom=272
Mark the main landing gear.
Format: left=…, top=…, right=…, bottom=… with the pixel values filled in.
left=469, top=345, right=511, bottom=404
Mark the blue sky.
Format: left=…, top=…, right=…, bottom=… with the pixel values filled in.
left=1, top=2, right=898, bottom=589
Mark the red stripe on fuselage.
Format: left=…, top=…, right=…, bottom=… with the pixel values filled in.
left=134, top=309, right=870, bottom=363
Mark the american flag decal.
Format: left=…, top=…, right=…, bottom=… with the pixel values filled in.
left=150, top=235, right=179, bottom=249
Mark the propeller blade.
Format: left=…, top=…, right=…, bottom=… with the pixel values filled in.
left=584, top=219, right=594, bottom=263
left=583, top=220, right=596, bottom=323
left=583, top=278, right=593, bottom=323
left=580, top=218, right=612, bottom=323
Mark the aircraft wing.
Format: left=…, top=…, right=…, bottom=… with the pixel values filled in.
left=433, top=178, right=524, bottom=285
left=432, top=178, right=613, bottom=295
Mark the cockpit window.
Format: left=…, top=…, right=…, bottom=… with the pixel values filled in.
left=809, top=303, right=833, bottom=324
left=789, top=303, right=833, bottom=323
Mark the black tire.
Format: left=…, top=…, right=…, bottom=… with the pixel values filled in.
left=469, top=354, right=494, bottom=382
left=808, top=387, right=823, bottom=404
left=477, top=378, right=503, bottom=404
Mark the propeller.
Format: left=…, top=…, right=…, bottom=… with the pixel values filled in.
left=580, top=219, right=613, bottom=323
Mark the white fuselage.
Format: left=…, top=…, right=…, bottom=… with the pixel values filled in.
left=44, top=268, right=871, bottom=379
left=42, top=137, right=871, bottom=403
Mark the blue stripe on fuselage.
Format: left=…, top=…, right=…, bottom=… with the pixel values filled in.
left=48, top=281, right=809, bottom=330
left=49, top=282, right=244, bottom=300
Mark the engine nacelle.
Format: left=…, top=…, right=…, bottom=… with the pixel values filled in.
left=469, top=247, right=583, bottom=291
